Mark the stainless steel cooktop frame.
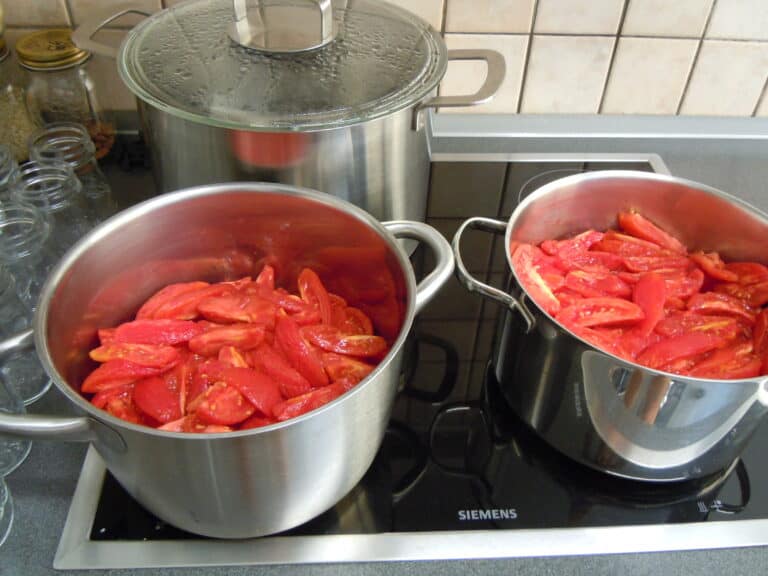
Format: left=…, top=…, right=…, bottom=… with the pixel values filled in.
left=57, top=152, right=768, bottom=570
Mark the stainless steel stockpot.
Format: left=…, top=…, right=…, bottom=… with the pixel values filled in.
left=0, top=182, right=454, bottom=538
left=73, top=0, right=505, bottom=223
left=453, top=170, right=768, bottom=482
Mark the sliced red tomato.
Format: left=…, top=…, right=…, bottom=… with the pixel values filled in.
left=566, top=250, right=626, bottom=272
left=187, top=359, right=228, bottom=410
left=724, top=262, right=768, bottom=285
left=510, top=243, right=561, bottom=315
left=81, top=359, right=172, bottom=393
left=555, top=297, right=645, bottom=329
left=334, top=306, right=374, bottom=336
left=753, top=309, right=768, bottom=372
left=103, top=395, right=142, bottom=424
left=272, top=382, right=346, bottom=422
left=275, top=315, right=329, bottom=388
left=553, top=287, right=584, bottom=309
left=564, top=269, right=632, bottom=299
left=632, top=272, right=666, bottom=337
left=198, top=293, right=278, bottom=326
left=254, top=264, right=276, bottom=291
left=158, top=414, right=233, bottom=434
left=321, top=353, right=375, bottom=384
left=218, top=345, right=249, bottom=368
left=239, top=414, right=277, bottom=430
left=188, top=324, right=265, bottom=356
left=249, top=343, right=313, bottom=398
left=133, top=376, right=183, bottom=423
left=655, top=312, right=748, bottom=341
left=193, top=382, right=256, bottom=426
left=297, top=268, right=333, bottom=325
left=301, top=324, right=388, bottom=359
left=89, top=343, right=180, bottom=368
left=90, top=383, right=133, bottom=410
left=689, top=251, right=738, bottom=282
left=636, top=331, right=727, bottom=370
left=623, top=256, right=691, bottom=273
left=688, top=340, right=761, bottom=379
left=591, top=231, right=674, bottom=257
left=112, top=319, right=203, bottom=345
left=220, top=367, right=283, bottom=418
left=687, top=292, right=756, bottom=323
left=540, top=230, right=604, bottom=260
left=617, top=211, right=687, bottom=254
left=98, top=328, right=116, bottom=345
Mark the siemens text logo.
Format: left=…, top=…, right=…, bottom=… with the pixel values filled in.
left=458, top=509, right=517, bottom=521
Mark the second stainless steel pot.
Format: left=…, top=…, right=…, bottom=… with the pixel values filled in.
left=0, top=182, right=453, bottom=538
left=453, top=171, right=768, bottom=482
left=74, top=0, right=505, bottom=223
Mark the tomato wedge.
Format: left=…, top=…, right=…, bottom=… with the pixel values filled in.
left=133, top=376, right=183, bottom=423
left=136, top=281, right=210, bottom=319
left=591, top=231, right=673, bottom=257
left=510, top=243, right=561, bottom=315
left=617, top=211, right=687, bottom=254
left=249, top=344, right=313, bottom=398
left=112, top=319, right=203, bottom=345
left=275, top=315, right=329, bottom=388
left=220, top=367, right=283, bottom=418
left=89, top=343, right=180, bottom=369
left=725, top=262, right=768, bottom=285
left=687, top=292, right=756, bottom=323
left=632, top=272, right=666, bottom=337
left=540, top=230, right=604, bottom=260
left=688, top=340, right=761, bottom=379
left=193, top=382, right=256, bottom=426
left=655, top=312, right=748, bottom=341
left=321, top=353, right=375, bottom=384
left=564, top=269, right=632, bottom=299
left=272, top=382, right=347, bottom=422
left=198, top=293, right=278, bottom=326
left=301, top=325, right=388, bottom=359
left=188, top=324, right=265, bottom=356
left=623, top=256, right=690, bottom=273
left=555, top=297, right=645, bottom=329
left=636, top=331, right=727, bottom=370
left=81, top=359, right=172, bottom=393
left=689, top=251, right=738, bottom=282
left=297, top=268, right=333, bottom=325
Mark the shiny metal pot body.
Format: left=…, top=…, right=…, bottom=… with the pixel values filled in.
left=0, top=183, right=454, bottom=538
left=140, top=101, right=428, bottom=222
left=453, top=171, right=768, bottom=482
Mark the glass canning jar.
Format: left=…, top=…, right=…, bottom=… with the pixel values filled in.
left=0, top=203, right=57, bottom=312
left=29, top=122, right=118, bottom=223
left=0, top=34, right=38, bottom=163
left=16, top=29, right=115, bottom=159
left=0, top=144, right=19, bottom=202
left=10, top=160, right=92, bottom=256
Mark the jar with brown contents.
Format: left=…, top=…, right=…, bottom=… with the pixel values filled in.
left=16, top=29, right=115, bottom=159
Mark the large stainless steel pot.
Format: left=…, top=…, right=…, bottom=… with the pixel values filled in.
left=453, top=171, right=768, bottom=482
left=73, top=0, right=505, bottom=223
left=0, top=182, right=454, bottom=538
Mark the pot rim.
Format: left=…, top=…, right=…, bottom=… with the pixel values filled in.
left=503, top=169, right=768, bottom=385
left=34, top=182, right=420, bottom=439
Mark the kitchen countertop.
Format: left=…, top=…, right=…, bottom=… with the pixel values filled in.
left=5, top=114, right=768, bottom=576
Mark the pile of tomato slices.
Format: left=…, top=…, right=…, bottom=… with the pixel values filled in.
left=81, top=266, right=390, bottom=432
left=511, top=211, right=768, bottom=379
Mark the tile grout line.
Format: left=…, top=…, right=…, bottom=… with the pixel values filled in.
left=676, top=0, right=718, bottom=115
left=63, top=0, right=74, bottom=27
left=752, top=75, right=768, bottom=117
left=440, top=0, right=448, bottom=35
left=435, top=31, right=768, bottom=44
left=597, top=0, right=630, bottom=114
left=515, top=0, right=540, bottom=114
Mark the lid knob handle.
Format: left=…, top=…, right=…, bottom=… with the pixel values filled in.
left=228, top=0, right=337, bottom=53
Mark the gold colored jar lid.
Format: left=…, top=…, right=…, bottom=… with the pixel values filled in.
left=16, top=29, right=90, bottom=70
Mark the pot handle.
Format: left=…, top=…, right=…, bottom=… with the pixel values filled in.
left=72, top=1, right=155, bottom=59
left=382, top=221, right=454, bottom=316
left=413, top=49, right=506, bottom=130
left=0, top=329, right=123, bottom=447
left=452, top=217, right=535, bottom=332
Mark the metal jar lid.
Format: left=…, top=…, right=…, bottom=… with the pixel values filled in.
left=16, top=29, right=90, bottom=71
left=118, top=0, right=447, bottom=131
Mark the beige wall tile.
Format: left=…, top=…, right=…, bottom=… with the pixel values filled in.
left=445, top=0, right=535, bottom=34
left=680, top=41, right=768, bottom=116
left=439, top=33, right=529, bottom=114
left=707, top=0, right=768, bottom=41
left=2, top=0, right=70, bottom=27
left=521, top=35, right=614, bottom=113
left=623, top=0, right=714, bottom=37
left=384, top=0, right=444, bottom=31
left=602, top=37, right=697, bottom=114
left=535, top=0, right=623, bottom=34
left=68, top=0, right=161, bottom=28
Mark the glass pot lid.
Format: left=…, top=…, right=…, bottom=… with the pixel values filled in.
left=119, top=0, right=447, bottom=131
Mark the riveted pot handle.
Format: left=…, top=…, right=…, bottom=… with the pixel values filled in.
left=452, top=217, right=535, bottom=332
left=72, top=1, right=155, bottom=59
left=413, top=49, right=505, bottom=130
left=383, top=221, right=454, bottom=316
